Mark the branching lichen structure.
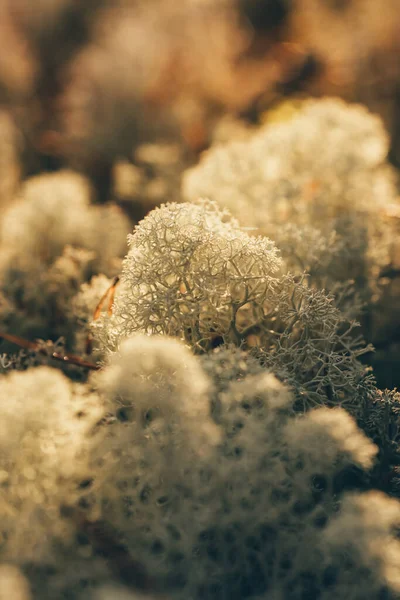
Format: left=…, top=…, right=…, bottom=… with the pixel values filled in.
left=94, top=200, right=373, bottom=414
left=183, top=99, right=400, bottom=335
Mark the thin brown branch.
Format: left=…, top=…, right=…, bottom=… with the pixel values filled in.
left=86, top=275, right=120, bottom=355
left=0, top=331, right=99, bottom=371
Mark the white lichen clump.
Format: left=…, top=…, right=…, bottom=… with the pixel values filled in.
left=0, top=171, right=131, bottom=345
left=94, top=200, right=372, bottom=413
left=94, top=200, right=281, bottom=352
left=183, top=99, right=400, bottom=311
left=0, top=367, right=103, bottom=564
left=0, top=334, right=399, bottom=599
left=0, top=170, right=129, bottom=277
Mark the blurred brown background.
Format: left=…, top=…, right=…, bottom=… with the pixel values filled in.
left=1, top=0, right=400, bottom=204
